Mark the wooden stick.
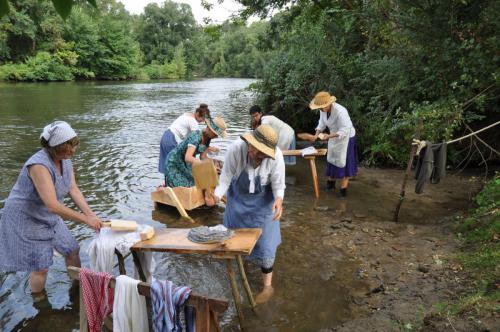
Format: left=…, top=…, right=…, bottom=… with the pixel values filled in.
left=114, top=249, right=127, bottom=275
left=306, top=156, right=320, bottom=199
left=226, top=259, right=244, bottom=327
left=79, top=280, right=89, bottom=332
left=393, top=119, right=423, bottom=222
left=165, top=186, right=193, bottom=222
left=236, top=255, right=256, bottom=310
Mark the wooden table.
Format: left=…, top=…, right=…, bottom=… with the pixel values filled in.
left=282, top=148, right=327, bottom=198
left=128, top=228, right=262, bottom=327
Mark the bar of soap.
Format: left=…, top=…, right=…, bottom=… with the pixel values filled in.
left=140, top=226, right=155, bottom=241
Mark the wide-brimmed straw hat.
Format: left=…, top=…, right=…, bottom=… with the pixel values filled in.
left=206, top=116, right=228, bottom=138
left=241, top=125, right=278, bottom=159
left=309, top=91, right=336, bottom=110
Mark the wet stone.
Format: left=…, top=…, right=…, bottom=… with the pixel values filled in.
left=314, top=206, right=329, bottom=211
left=418, top=265, right=430, bottom=273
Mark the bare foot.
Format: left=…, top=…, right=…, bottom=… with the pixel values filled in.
left=255, top=285, right=274, bottom=304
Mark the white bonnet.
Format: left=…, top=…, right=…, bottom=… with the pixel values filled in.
left=40, top=121, right=77, bottom=147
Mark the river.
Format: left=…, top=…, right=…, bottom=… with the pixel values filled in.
left=1, top=78, right=370, bottom=331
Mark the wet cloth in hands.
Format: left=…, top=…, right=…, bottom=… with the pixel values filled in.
left=151, top=278, right=192, bottom=332
left=80, top=268, right=114, bottom=332
left=87, top=225, right=155, bottom=281
left=113, top=275, right=148, bottom=332
left=414, top=141, right=447, bottom=194
left=187, top=225, right=234, bottom=244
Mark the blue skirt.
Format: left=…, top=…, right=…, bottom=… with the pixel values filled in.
left=159, top=129, right=177, bottom=173
left=326, top=136, right=358, bottom=178
left=284, top=137, right=296, bottom=165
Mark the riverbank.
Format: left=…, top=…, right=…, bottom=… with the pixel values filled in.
left=301, top=168, right=499, bottom=332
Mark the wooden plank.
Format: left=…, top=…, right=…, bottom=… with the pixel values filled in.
left=237, top=255, right=256, bottom=309
left=67, top=266, right=229, bottom=314
left=193, top=159, right=218, bottom=190
left=227, top=260, right=244, bottom=327
left=282, top=148, right=327, bottom=156
left=151, top=186, right=205, bottom=211
left=130, top=228, right=262, bottom=256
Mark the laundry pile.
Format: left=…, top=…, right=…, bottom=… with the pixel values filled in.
left=187, top=225, right=234, bottom=244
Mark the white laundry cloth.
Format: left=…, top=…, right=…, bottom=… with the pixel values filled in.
left=113, top=275, right=148, bottom=332
left=300, top=146, right=317, bottom=156
left=87, top=225, right=155, bottom=281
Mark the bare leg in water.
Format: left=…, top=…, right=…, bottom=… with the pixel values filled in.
left=255, top=272, right=274, bottom=304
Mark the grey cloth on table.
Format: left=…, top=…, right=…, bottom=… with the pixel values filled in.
left=187, top=225, right=234, bottom=244
left=414, top=141, right=447, bottom=194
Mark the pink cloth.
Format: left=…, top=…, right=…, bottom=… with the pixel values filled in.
left=80, top=267, right=114, bottom=332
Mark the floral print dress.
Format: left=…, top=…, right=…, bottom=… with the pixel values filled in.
left=164, top=130, right=207, bottom=187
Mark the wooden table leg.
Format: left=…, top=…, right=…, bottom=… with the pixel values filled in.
left=307, top=157, right=320, bottom=198
left=131, top=250, right=147, bottom=282
left=236, top=255, right=256, bottom=310
left=114, top=249, right=126, bottom=275
left=226, top=259, right=244, bottom=327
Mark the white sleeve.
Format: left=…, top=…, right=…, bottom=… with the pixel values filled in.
left=315, top=112, right=326, bottom=132
left=214, top=142, right=240, bottom=198
left=270, top=149, right=286, bottom=199
left=335, top=106, right=353, bottom=139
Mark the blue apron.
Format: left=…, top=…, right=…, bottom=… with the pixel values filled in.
left=223, top=170, right=281, bottom=260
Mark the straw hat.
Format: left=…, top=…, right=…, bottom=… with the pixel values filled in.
left=206, top=116, right=228, bottom=138
left=309, top=91, right=336, bottom=110
left=241, top=125, right=278, bottom=159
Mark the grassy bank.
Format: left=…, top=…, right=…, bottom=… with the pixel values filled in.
left=435, top=174, right=499, bottom=320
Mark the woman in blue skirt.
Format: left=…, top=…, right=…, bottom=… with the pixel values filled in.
left=159, top=104, right=211, bottom=174
left=0, top=121, right=101, bottom=298
left=309, top=91, right=358, bottom=196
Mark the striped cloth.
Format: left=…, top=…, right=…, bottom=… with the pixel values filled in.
left=151, top=278, right=192, bottom=332
left=80, top=268, right=114, bottom=332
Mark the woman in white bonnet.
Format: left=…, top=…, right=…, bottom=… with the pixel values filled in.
left=0, top=121, right=101, bottom=299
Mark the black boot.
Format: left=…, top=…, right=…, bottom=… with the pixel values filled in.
left=340, top=188, right=347, bottom=197
left=326, top=180, right=336, bottom=190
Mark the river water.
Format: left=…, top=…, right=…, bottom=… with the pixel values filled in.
left=0, top=78, right=369, bottom=331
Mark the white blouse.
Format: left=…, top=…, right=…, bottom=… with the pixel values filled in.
left=315, top=103, right=356, bottom=138
left=261, top=115, right=295, bottom=150
left=169, top=114, right=200, bottom=143
left=214, top=138, right=286, bottom=199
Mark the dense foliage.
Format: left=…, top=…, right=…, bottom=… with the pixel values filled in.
left=1, top=0, right=498, bottom=166
left=240, top=0, right=499, bottom=166
left=0, top=0, right=269, bottom=80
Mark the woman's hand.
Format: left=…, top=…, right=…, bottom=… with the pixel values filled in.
left=207, top=146, right=219, bottom=154
left=204, top=192, right=220, bottom=207
left=85, top=215, right=102, bottom=231
left=272, top=197, right=283, bottom=220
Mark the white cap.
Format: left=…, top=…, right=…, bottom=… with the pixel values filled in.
left=40, top=121, right=77, bottom=147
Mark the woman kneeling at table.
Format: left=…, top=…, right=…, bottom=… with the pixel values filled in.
left=164, top=116, right=227, bottom=198
left=0, top=121, right=101, bottom=299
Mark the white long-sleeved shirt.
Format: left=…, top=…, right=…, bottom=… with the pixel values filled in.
left=169, top=114, right=200, bottom=143
left=315, top=103, right=356, bottom=139
left=260, top=115, right=295, bottom=151
left=214, top=138, right=286, bottom=199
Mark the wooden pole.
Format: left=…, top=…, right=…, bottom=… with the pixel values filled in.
left=393, top=119, right=423, bottom=222
left=226, top=259, right=244, bottom=327
left=236, top=255, right=256, bottom=310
